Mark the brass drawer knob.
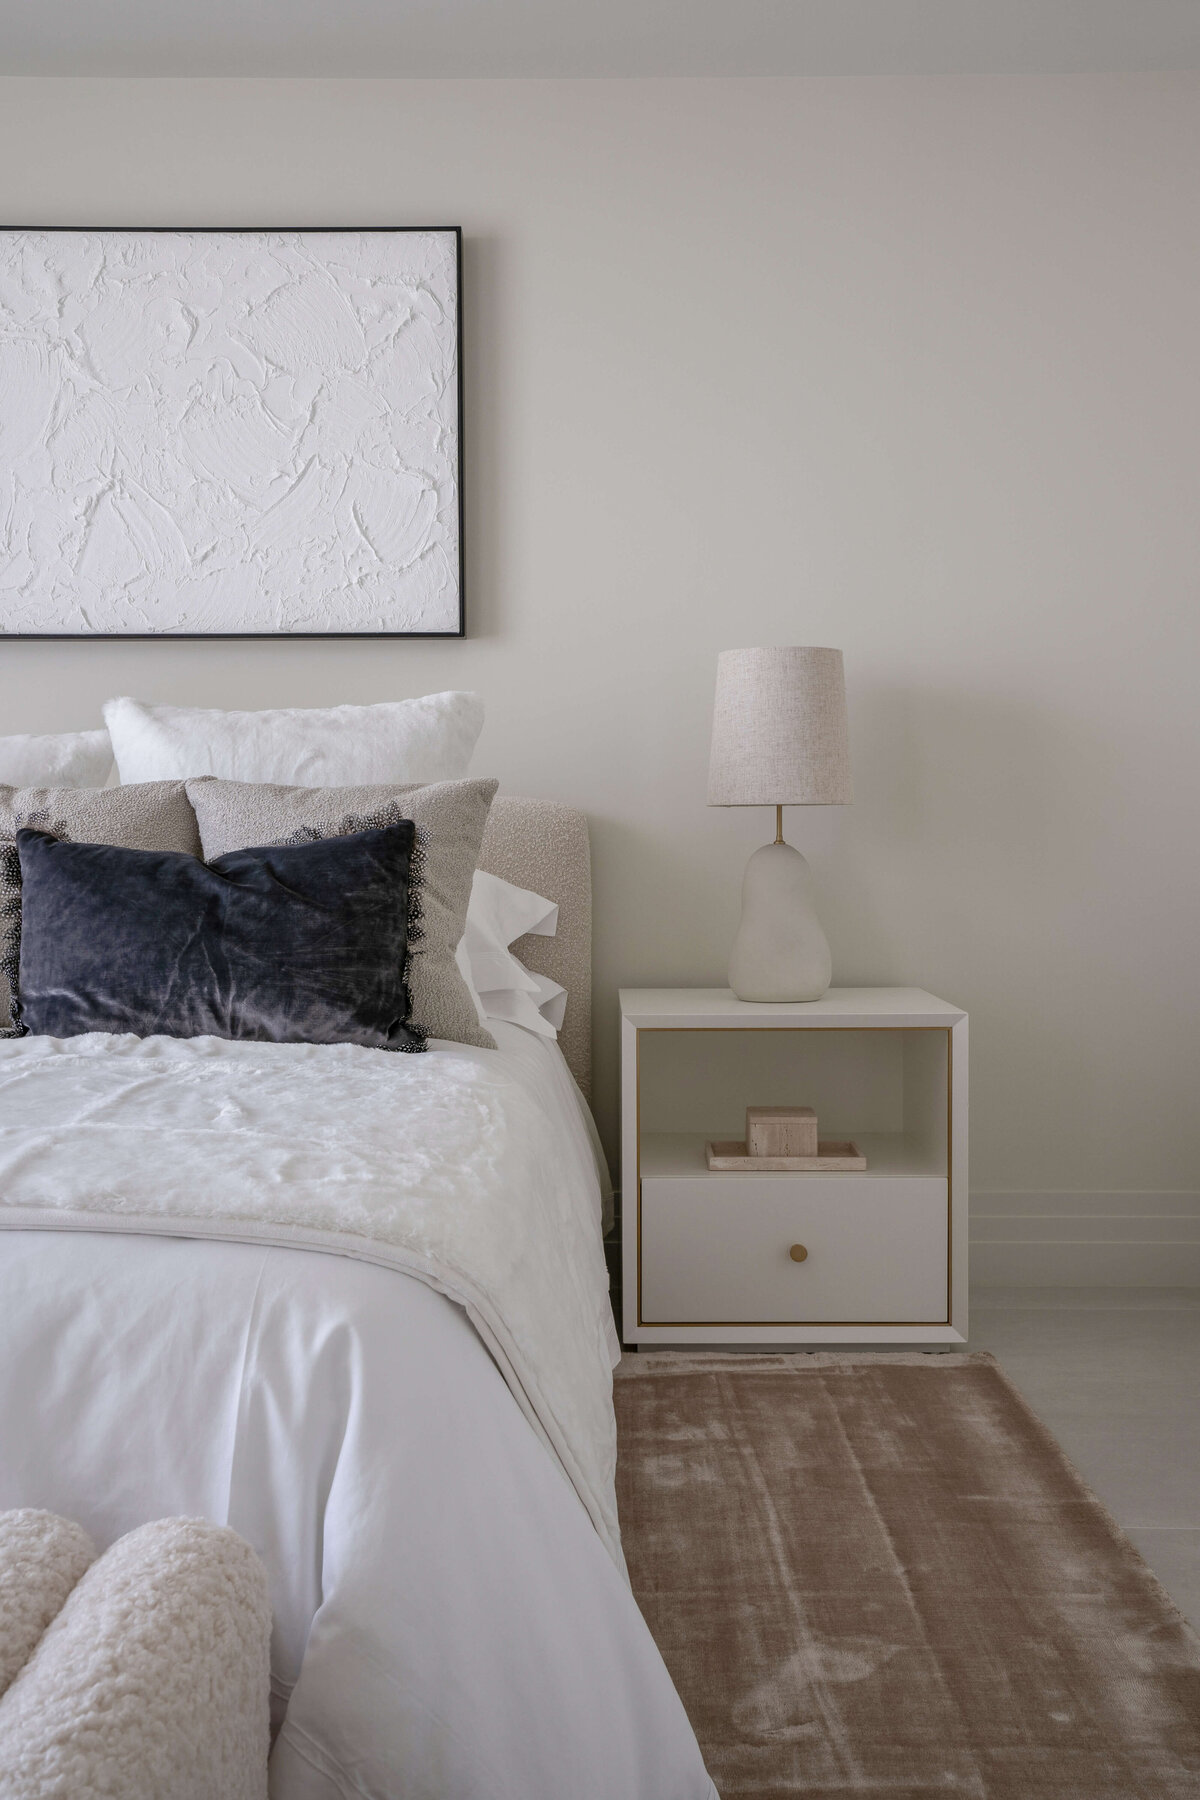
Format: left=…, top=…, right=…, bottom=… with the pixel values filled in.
left=789, top=1244, right=809, bottom=1263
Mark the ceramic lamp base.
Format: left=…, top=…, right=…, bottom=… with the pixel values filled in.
left=728, top=840, right=832, bottom=1003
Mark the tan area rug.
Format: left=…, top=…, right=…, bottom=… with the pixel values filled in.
left=614, top=1352, right=1200, bottom=1799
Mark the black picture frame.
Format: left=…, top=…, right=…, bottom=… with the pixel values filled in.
left=0, top=225, right=465, bottom=640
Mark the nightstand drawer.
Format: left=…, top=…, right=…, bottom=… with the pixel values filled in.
left=639, top=1177, right=948, bottom=1324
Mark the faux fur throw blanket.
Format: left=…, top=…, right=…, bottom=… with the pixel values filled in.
left=0, top=1512, right=270, bottom=1800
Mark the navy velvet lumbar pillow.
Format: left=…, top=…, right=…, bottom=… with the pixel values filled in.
left=14, top=823, right=423, bottom=1051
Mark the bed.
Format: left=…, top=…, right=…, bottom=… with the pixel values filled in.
left=0, top=797, right=717, bottom=1800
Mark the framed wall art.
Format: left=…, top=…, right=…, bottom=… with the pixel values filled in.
left=0, top=227, right=463, bottom=637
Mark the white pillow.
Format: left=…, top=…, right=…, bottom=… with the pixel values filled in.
left=525, top=967, right=568, bottom=1034
left=104, top=693, right=484, bottom=787
left=0, top=729, right=113, bottom=788
left=478, top=969, right=568, bottom=1039
left=467, top=868, right=559, bottom=948
left=456, top=870, right=566, bottom=1040
left=454, top=939, right=494, bottom=1029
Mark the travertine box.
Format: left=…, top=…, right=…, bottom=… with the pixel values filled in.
left=746, top=1106, right=818, bottom=1159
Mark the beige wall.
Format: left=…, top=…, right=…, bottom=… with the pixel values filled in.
left=1, top=75, right=1197, bottom=1198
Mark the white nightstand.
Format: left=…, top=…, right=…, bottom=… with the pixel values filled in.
left=620, top=988, right=968, bottom=1348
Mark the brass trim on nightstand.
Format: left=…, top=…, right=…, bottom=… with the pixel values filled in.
left=633, top=1023, right=956, bottom=1332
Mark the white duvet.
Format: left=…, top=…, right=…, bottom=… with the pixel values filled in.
left=0, top=1024, right=716, bottom=1800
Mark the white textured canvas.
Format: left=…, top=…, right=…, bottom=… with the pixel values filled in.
left=0, top=229, right=461, bottom=636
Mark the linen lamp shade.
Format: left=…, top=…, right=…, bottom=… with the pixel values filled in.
left=707, top=647, right=852, bottom=809
left=707, top=645, right=852, bottom=1002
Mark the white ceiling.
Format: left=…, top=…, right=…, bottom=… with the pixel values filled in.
left=2, top=0, right=1200, bottom=79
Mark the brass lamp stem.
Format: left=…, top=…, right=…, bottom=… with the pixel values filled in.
left=774, top=803, right=784, bottom=845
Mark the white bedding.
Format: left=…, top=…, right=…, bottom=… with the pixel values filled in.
left=0, top=1024, right=716, bottom=1799
left=0, top=1022, right=621, bottom=1562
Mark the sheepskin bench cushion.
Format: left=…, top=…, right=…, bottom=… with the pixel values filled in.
left=0, top=1516, right=271, bottom=1800
left=0, top=1511, right=97, bottom=1701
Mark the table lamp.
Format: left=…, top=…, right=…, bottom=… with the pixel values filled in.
left=707, top=646, right=852, bottom=1002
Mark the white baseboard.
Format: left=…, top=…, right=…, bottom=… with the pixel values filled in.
left=971, top=1191, right=1200, bottom=1287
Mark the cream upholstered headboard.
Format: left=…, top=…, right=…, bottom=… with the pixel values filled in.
left=476, top=796, right=592, bottom=1099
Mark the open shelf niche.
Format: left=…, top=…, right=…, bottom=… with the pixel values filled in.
left=637, top=1025, right=949, bottom=1183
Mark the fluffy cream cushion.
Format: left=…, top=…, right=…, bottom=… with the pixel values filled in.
left=0, top=1518, right=271, bottom=1800
left=0, top=1512, right=96, bottom=1701
left=105, top=692, right=484, bottom=787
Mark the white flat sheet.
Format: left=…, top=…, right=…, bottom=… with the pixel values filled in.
left=0, top=1026, right=716, bottom=1799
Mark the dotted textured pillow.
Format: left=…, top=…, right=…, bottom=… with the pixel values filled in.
left=0, top=782, right=201, bottom=1035
left=187, top=776, right=499, bottom=1051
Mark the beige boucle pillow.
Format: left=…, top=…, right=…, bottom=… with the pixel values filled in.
left=187, top=776, right=498, bottom=1051
left=0, top=781, right=201, bottom=1032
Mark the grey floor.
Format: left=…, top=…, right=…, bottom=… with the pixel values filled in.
left=970, top=1286, right=1200, bottom=1632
